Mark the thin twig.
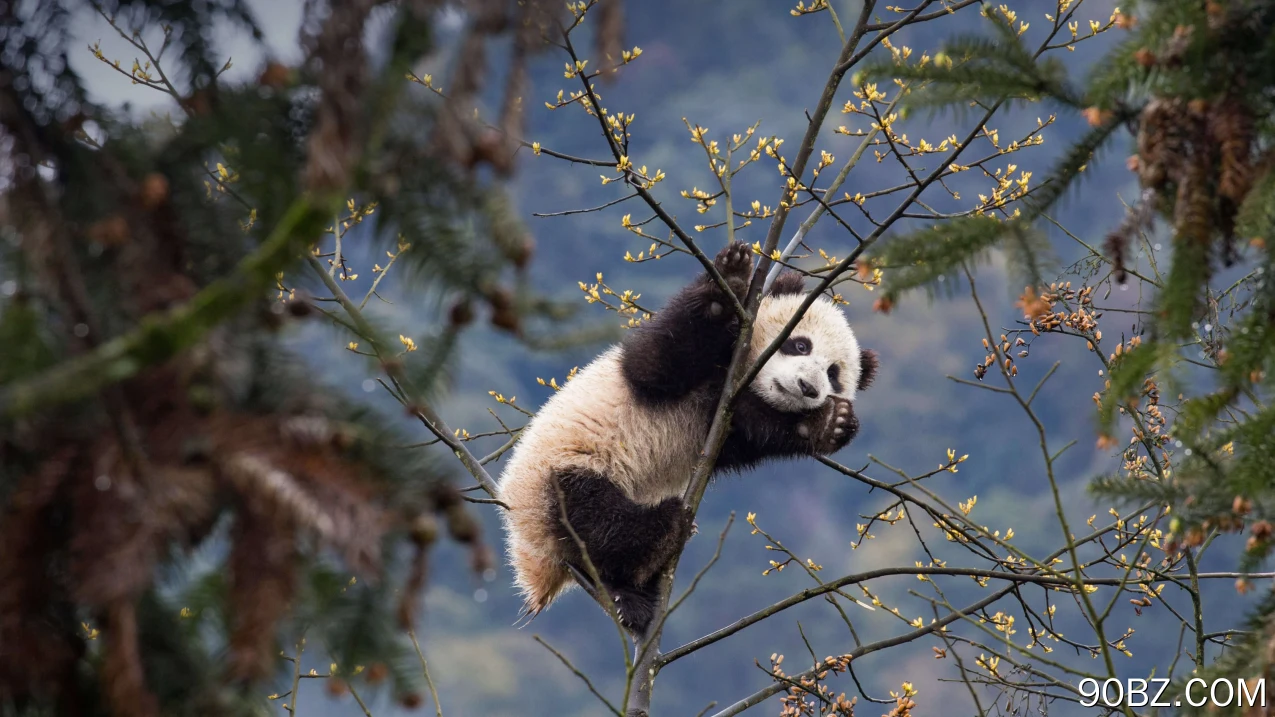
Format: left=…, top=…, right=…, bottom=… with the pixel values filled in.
left=407, top=628, right=444, bottom=717
left=287, top=635, right=305, bottom=716
left=533, top=636, right=623, bottom=716
left=306, top=255, right=500, bottom=497
left=711, top=586, right=1013, bottom=716
left=533, top=192, right=638, bottom=217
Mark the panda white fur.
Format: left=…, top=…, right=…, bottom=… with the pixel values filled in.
left=497, top=241, right=877, bottom=633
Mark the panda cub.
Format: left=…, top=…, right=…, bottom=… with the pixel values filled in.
left=497, top=241, right=877, bottom=634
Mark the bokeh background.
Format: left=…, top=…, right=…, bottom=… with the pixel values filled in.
left=67, top=1, right=1254, bottom=714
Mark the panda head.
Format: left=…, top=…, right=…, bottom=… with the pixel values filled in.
left=748, top=271, right=878, bottom=413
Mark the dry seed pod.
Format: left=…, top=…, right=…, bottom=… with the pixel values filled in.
left=431, top=484, right=461, bottom=510
left=595, top=0, right=624, bottom=82
left=444, top=502, right=481, bottom=543
left=397, top=543, right=429, bottom=629
left=87, top=215, right=131, bottom=248
left=366, top=662, right=389, bottom=684
left=470, top=542, right=495, bottom=574
left=139, top=173, right=169, bottom=208
left=449, top=300, right=475, bottom=327
left=1210, top=95, right=1256, bottom=205
left=258, top=61, right=291, bottom=89
left=411, top=514, right=440, bottom=547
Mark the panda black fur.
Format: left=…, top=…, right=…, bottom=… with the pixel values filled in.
left=497, top=241, right=877, bottom=634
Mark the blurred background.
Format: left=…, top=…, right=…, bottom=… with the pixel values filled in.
left=7, top=0, right=1259, bottom=715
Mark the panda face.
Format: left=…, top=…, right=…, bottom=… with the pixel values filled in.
left=749, top=294, right=866, bottom=413
left=754, top=333, right=851, bottom=412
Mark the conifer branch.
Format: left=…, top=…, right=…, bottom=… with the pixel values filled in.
left=0, top=196, right=335, bottom=419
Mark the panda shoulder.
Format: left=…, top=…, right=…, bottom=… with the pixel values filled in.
left=768, top=271, right=807, bottom=297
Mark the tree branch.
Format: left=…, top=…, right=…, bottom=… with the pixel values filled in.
left=0, top=197, right=334, bottom=419
left=305, top=254, right=500, bottom=496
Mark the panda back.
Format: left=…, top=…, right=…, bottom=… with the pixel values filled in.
left=497, top=346, right=708, bottom=509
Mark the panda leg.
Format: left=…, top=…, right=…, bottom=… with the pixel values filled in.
left=718, top=393, right=859, bottom=472
left=619, top=241, right=754, bottom=405
left=550, top=468, right=694, bottom=634
left=565, top=558, right=663, bottom=635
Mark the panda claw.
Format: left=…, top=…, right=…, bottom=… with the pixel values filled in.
left=797, top=395, right=858, bottom=454
left=713, top=241, right=754, bottom=295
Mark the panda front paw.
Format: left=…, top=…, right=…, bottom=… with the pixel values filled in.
left=715, top=241, right=753, bottom=282
left=796, top=396, right=858, bottom=454
left=709, top=241, right=753, bottom=306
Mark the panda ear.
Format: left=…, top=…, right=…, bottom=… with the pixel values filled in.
left=767, top=271, right=806, bottom=297
left=857, top=349, right=878, bottom=392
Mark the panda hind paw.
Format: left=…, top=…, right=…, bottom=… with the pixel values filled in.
left=611, top=587, right=657, bottom=635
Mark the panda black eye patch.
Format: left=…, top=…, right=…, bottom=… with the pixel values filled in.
left=781, top=337, right=812, bottom=356
left=827, top=363, right=843, bottom=394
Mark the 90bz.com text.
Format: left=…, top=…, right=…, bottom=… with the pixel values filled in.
left=1079, top=677, right=1264, bottom=709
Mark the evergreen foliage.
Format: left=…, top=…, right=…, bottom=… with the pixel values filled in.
left=865, top=0, right=1275, bottom=707
left=0, top=1, right=580, bottom=714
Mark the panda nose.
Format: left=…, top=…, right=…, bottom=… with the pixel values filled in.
left=798, top=378, right=819, bottom=399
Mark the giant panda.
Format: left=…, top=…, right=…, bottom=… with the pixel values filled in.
left=497, top=241, right=877, bottom=634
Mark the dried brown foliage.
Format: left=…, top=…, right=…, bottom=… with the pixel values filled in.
left=1212, top=94, right=1257, bottom=207
left=594, top=0, right=625, bottom=82
left=0, top=451, right=84, bottom=710
left=226, top=502, right=300, bottom=683
left=0, top=379, right=480, bottom=711
left=101, top=600, right=160, bottom=717
left=300, top=0, right=385, bottom=193
left=1109, top=93, right=1265, bottom=282
left=431, top=0, right=623, bottom=175
left=1110, top=8, right=1272, bottom=282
